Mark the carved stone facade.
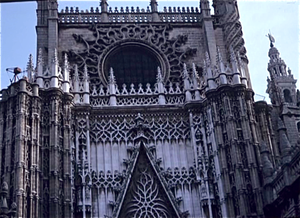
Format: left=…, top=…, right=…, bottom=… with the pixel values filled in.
left=0, top=0, right=300, bottom=218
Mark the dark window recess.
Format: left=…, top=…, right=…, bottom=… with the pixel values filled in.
left=283, top=89, right=293, bottom=103
left=105, top=46, right=161, bottom=87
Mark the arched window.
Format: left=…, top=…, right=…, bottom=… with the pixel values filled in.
left=104, top=45, right=161, bottom=87
left=283, top=89, right=293, bottom=103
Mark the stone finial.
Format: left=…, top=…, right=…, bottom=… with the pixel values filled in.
left=156, top=66, right=163, bottom=83
left=27, top=54, right=34, bottom=72
left=83, top=65, right=89, bottom=80
left=37, top=48, right=43, bottom=73
left=229, top=46, right=237, bottom=63
left=27, top=54, right=34, bottom=81
left=150, top=0, right=158, bottom=12
left=277, top=117, right=291, bottom=164
left=260, top=141, right=274, bottom=179
left=1, top=182, right=8, bottom=192
left=64, top=53, right=69, bottom=71
left=288, top=67, right=292, bottom=76
left=62, top=53, right=70, bottom=93
left=183, top=63, right=189, bottom=79
left=52, top=48, right=58, bottom=65
left=205, top=51, right=211, bottom=67
left=216, top=47, right=225, bottom=73
left=74, top=65, right=79, bottom=82
left=192, top=63, right=198, bottom=77
left=156, top=66, right=165, bottom=104
left=63, top=53, right=70, bottom=80
left=0, top=182, right=8, bottom=211
left=277, top=117, right=286, bottom=131
left=49, top=0, right=58, bottom=10
left=37, top=48, right=43, bottom=63
left=192, top=63, right=199, bottom=86
left=108, top=67, right=116, bottom=85
left=100, top=0, right=108, bottom=12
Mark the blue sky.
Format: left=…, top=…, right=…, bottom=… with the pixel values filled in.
left=1, top=0, right=299, bottom=102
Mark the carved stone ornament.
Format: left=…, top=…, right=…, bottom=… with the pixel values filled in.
left=68, top=23, right=197, bottom=85
left=115, top=144, right=181, bottom=218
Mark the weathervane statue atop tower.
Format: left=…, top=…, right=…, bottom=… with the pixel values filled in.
left=266, top=32, right=275, bottom=47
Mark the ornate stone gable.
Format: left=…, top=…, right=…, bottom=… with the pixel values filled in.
left=68, top=23, right=197, bottom=85
left=114, top=143, right=182, bottom=218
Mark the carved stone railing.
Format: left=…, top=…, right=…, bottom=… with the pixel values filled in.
left=272, top=172, right=285, bottom=197
left=88, top=82, right=185, bottom=107
left=58, top=6, right=201, bottom=24
left=269, top=151, right=300, bottom=201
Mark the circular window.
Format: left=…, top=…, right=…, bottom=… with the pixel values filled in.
left=104, top=45, right=161, bottom=88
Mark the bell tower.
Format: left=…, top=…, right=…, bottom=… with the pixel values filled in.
left=266, top=34, right=299, bottom=147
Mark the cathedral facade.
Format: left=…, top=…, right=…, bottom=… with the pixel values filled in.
left=0, top=0, right=299, bottom=217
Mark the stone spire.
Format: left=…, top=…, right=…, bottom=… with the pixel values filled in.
left=83, top=65, right=90, bottom=104
left=50, top=48, right=59, bottom=88
left=26, top=54, right=34, bottom=82
left=108, top=67, right=117, bottom=106
left=62, top=53, right=70, bottom=93
left=74, top=65, right=80, bottom=103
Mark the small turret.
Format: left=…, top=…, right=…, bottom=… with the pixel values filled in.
left=200, top=0, right=211, bottom=18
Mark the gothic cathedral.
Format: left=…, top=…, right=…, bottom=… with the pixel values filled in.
left=0, top=0, right=299, bottom=218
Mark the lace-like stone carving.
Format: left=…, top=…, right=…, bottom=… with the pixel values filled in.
left=125, top=168, right=169, bottom=218
left=68, top=24, right=197, bottom=85
left=89, top=113, right=190, bottom=143
left=117, top=144, right=179, bottom=218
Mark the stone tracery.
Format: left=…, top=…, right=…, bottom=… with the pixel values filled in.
left=68, top=24, right=197, bottom=85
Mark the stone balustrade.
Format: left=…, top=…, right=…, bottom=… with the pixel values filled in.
left=58, top=6, right=201, bottom=23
